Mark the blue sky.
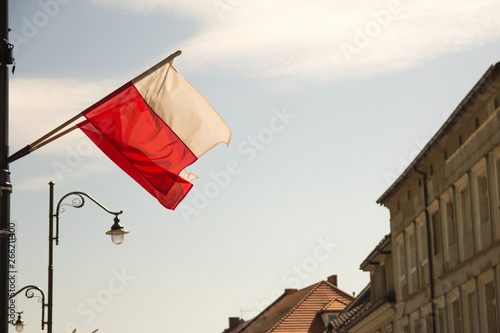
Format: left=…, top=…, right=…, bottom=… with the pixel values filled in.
left=6, top=1, right=500, bottom=332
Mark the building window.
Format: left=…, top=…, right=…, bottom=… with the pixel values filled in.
left=381, top=262, right=387, bottom=296
left=465, top=289, right=479, bottom=333
left=411, top=312, right=421, bottom=333
left=450, top=298, right=462, bottom=332
left=397, top=236, right=407, bottom=299
left=413, top=319, right=422, bottom=333
left=496, top=159, right=500, bottom=208
left=327, top=314, right=337, bottom=322
left=407, top=229, right=418, bottom=294
left=437, top=306, right=447, bottom=333
left=444, top=197, right=458, bottom=269
left=473, top=165, right=493, bottom=249
left=494, top=158, right=500, bottom=229
left=424, top=312, right=432, bottom=333
left=417, top=220, right=430, bottom=286
left=432, top=212, right=442, bottom=255
left=460, top=186, right=471, bottom=223
left=477, top=174, right=489, bottom=224
left=484, top=281, right=497, bottom=333
left=446, top=201, right=456, bottom=246
left=459, top=185, right=474, bottom=259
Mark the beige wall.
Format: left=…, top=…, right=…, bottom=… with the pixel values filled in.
left=382, top=71, right=500, bottom=332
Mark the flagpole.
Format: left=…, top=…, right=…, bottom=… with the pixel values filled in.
left=0, top=1, right=12, bottom=333
left=8, top=50, right=184, bottom=164
left=30, top=114, right=83, bottom=148
left=8, top=115, right=82, bottom=163
left=132, top=50, right=181, bottom=83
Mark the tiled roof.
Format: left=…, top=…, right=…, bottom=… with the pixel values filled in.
left=321, top=297, right=351, bottom=312
left=328, top=284, right=371, bottom=332
left=240, top=280, right=354, bottom=333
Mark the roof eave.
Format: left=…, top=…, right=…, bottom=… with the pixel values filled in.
left=359, top=234, right=391, bottom=270
left=377, top=62, right=500, bottom=205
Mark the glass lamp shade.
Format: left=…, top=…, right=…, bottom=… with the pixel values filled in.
left=15, top=323, right=25, bottom=333
left=111, top=233, right=124, bottom=245
left=105, top=216, right=129, bottom=245
left=14, top=314, right=26, bottom=332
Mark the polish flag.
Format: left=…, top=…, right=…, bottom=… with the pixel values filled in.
left=77, top=52, right=231, bottom=210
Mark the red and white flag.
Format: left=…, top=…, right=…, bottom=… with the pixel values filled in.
left=77, top=53, right=231, bottom=209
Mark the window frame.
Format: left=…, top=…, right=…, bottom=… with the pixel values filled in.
left=478, top=269, right=498, bottom=333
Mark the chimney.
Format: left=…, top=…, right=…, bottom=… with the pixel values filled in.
left=327, top=275, right=338, bottom=286
left=284, top=288, right=298, bottom=295
left=228, top=317, right=242, bottom=331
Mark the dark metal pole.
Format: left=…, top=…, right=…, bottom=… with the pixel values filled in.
left=0, top=1, right=11, bottom=333
left=47, top=182, right=126, bottom=333
left=48, top=181, right=55, bottom=333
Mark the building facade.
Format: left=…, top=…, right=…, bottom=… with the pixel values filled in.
left=376, top=63, right=500, bottom=332
left=328, top=235, right=395, bottom=333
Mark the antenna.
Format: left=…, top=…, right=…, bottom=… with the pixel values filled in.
left=240, top=307, right=253, bottom=319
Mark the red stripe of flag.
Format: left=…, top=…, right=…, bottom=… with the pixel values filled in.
left=78, top=82, right=196, bottom=209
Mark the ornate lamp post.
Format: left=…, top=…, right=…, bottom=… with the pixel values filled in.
left=8, top=285, right=46, bottom=332
left=47, top=181, right=129, bottom=333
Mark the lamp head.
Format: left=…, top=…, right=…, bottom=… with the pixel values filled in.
left=105, top=216, right=129, bottom=245
left=14, top=312, right=26, bottom=332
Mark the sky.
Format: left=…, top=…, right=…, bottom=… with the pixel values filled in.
left=5, top=0, right=500, bottom=332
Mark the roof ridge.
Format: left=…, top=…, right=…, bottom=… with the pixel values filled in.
left=238, top=290, right=290, bottom=333
left=321, top=296, right=351, bottom=311
left=323, top=280, right=355, bottom=301
left=267, top=281, right=323, bottom=333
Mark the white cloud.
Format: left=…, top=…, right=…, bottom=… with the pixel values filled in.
left=9, top=77, right=119, bottom=152
left=9, top=77, right=120, bottom=189
left=93, top=0, right=500, bottom=89
left=91, top=0, right=216, bottom=22
left=14, top=160, right=113, bottom=192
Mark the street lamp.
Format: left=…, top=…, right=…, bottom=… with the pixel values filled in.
left=51, top=183, right=129, bottom=246
left=7, top=285, right=46, bottom=332
left=47, top=181, right=129, bottom=333
left=13, top=312, right=26, bottom=332
left=105, top=216, right=129, bottom=245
